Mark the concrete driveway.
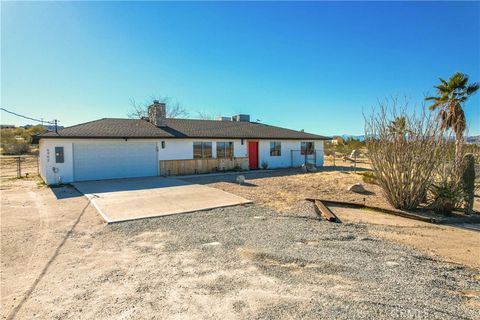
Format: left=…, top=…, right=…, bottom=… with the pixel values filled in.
left=72, top=176, right=251, bottom=223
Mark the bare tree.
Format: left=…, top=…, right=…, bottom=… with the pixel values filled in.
left=197, top=111, right=214, bottom=120
left=127, top=96, right=189, bottom=119
left=364, top=99, right=444, bottom=210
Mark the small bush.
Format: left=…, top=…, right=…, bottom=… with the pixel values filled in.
left=1, top=138, right=30, bottom=155
left=428, top=180, right=464, bottom=214
left=261, top=161, right=268, bottom=170
left=427, top=147, right=464, bottom=214
left=359, top=171, right=377, bottom=185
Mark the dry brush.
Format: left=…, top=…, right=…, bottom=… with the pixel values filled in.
left=364, top=102, right=444, bottom=210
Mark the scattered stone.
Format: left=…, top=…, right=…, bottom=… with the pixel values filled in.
left=386, top=261, right=400, bottom=267
left=348, top=183, right=367, bottom=194
left=236, top=175, right=245, bottom=185
left=202, top=242, right=221, bottom=247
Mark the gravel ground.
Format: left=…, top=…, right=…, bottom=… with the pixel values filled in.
left=2, top=180, right=479, bottom=319
left=97, top=202, right=479, bottom=320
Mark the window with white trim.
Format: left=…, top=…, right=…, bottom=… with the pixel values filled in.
left=301, top=142, right=315, bottom=155
left=216, top=142, right=234, bottom=158
left=193, top=142, right=212, bottom=159
left=270, top=141, right=281, bottom=156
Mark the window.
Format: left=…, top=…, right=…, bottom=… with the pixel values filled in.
left=193, top=142, right=212, bottom=159
left=55, top=146, right=64, bottom=163
left=270, top=141, right=281, bottom=156
left=217, top=142, right=234, bottom=158
left=161, top=141, right=165, bottom=149
left=301, top=142, right=315, bottom=155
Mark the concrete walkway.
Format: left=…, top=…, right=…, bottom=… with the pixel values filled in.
left=73, top=177, right=252, bottom=223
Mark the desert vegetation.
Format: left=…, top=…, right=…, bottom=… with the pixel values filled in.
left=365, top=72, right=479, bottom=214
left=0, top=125, right=47, bottom=155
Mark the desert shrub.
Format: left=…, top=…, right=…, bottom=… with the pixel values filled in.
left=364, top=101, right=443, bottom=210
left=0, top=126, right=46, bottom=155
left=261, top=161, right=268, bottom=170
left=462, top=153, right=475, bottom=214
left=1, top=129, right=31, bottom=155
left=358, top=171, right=377, bottom=185
left=1, top=138, right=30, bottom=155
left=427, top=151, right=464, bottom=214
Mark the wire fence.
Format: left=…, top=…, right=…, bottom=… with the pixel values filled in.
left=0, top=155, right=39, bottom=180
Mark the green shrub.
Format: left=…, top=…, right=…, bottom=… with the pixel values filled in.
left=428, top=180, right=464, bottom=214
left=1, top=137, right=30, bottom=155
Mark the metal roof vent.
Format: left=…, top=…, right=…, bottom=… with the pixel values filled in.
left=232, top=114, right=250, bottom=122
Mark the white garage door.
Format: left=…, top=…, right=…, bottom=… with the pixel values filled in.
left=73, top=143, right=157, bottom=181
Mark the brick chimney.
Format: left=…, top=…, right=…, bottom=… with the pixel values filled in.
left=148, top=100, right=166, bottom=127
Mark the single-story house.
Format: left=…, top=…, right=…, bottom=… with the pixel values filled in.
left=35, top=101, right=330, bottom=185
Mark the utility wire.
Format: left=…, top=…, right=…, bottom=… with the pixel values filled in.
left=0, top=107, right=57, bottom=124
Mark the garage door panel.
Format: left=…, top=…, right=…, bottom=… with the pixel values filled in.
left=73, top=143, right=157, bottom=181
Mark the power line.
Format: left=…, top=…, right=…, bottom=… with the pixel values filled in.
left=0, top=107, right=57, bottom=125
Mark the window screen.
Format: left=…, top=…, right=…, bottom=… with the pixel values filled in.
left=270, top=142, right=281, bottom=156
left=55, top=146, right=64, bottom=163
left=301, top=142, right=315, bottom=155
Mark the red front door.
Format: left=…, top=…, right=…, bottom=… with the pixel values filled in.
left=248, top=141, right=258, bottom=169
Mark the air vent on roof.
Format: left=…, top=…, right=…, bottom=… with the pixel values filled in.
left=232, top=114, right=250, bottom=122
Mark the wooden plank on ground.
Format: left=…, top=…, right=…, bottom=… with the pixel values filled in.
left=305, top=198, right=435, bottom=223
left=313, top=199, right=340, bottom=223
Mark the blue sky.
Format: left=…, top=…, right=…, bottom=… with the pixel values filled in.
left=1, top=1, right=479, bottom=135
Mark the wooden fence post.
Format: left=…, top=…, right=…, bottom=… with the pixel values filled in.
left=16, top=157, right=21, bottom=178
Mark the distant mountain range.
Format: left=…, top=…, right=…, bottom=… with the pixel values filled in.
left=333, top=135, right=366, bottom=141
left=333, top=134, right=480, bottom=145
left=466, top=135, right=480, bottom=144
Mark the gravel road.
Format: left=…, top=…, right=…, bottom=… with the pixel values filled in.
left=100, top=201, right=479, bottom=320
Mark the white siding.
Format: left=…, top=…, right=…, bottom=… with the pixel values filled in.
left=258, top=140, right=324, bottom=169
left=157, top=139, right=248, bottom=161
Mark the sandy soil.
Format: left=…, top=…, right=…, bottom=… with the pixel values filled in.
left=181, top=159, right=390, bottom=212
left=0, top=156, right=39, bottom=181
left=1, top=179, right=479, bottom=319
left=331, top=206, right=480, bottom=269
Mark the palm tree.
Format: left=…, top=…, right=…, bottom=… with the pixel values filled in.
left=388, top=116, right=407, bottom=136
left=425, top=72, right=479, bottom=167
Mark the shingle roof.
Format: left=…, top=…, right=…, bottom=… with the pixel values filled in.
left=37, top=118, right=330, bottom=140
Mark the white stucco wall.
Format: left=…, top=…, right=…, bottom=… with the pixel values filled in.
left=257, top=140, right=324, bottom=169
left=158, top=138, right=247, bottom=160
left=38, top=138, right=324, bottom=184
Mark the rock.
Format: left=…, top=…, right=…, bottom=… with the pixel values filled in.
left=236, top=175, right=245, bottom=185
left=202, top=242, right=221, bottom=247
left=301, top=165, right=308, bottom=173
left=386, top=261, right=399, bottom=267
left=308, top=166, right=317, bottom=172
left=348, top=183, right=366, bottom=193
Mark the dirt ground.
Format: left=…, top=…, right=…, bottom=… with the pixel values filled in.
left=182, top=158, right=391, bottom=212
left=0, top=156, right=39, bottom=181
left=181, top=160, right=480, bottom=270
left=1, top=178, right=479, bottom=319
